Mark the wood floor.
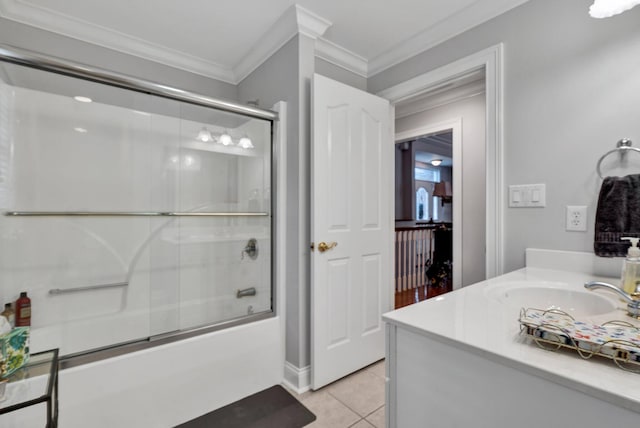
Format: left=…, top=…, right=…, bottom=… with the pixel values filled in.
left=394, top=283, right=452, bottom=309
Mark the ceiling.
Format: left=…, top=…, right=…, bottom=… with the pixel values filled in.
left=416, top=154, right=453, bottom=168
left=415, top=132, right=454, bottom=167
left=0, top=0, right=529, bottom=84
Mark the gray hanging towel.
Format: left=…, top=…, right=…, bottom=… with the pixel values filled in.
left=594, top=174, right=640, bottom=257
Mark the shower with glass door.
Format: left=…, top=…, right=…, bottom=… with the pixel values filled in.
left=0, top=45, right=276, bottom=363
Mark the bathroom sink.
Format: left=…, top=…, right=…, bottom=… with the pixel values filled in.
left=485, top=282, right=618, bottom=316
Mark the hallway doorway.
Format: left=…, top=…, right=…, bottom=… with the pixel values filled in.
left=386, top=53, right=497, bottom=306
left=380, top=44, right=504, bottom=285
left=394, top=129, right=454, bottom=308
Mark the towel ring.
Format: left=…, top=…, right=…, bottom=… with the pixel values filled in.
left=596, top=139, right=640, bottom=178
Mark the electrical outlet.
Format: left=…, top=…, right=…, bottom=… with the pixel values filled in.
left=566, top=206, right=587, bottom=232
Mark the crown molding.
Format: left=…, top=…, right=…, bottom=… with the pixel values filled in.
left=315, top=37, right=368, bottom=78
left=233, top=5, right=300, bottom=83
left=234, top=4, right=332, bottom=83
left=368, top=0, right=529, bottom=77
left=297, top=4, right=368, bottom=78
left=0, top=0, right=237, bottom=83
left=395, top=79, right=486, bottom=118
left=0, top=0, right=339, bottom=85
left=295, top=4, right=332, bottom=39
left=0, top=0, right=525, bottom=85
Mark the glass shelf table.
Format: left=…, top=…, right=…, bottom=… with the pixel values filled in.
left=0, top=349, right=59, bottom=428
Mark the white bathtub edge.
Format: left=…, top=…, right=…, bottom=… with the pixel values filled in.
left=59, top=315, right=284, bottom=428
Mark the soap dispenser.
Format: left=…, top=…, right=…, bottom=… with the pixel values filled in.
left=621, top=237, right=640, bottom=294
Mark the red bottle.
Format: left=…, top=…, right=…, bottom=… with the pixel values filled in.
left=15, top=291, right=31, bottom=327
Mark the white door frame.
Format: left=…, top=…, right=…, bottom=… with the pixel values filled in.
left=395, top=118, right=462, bottom=289
left=378, top=43, right=504, bottom=279
left=273, top=101, right=288, bottom=380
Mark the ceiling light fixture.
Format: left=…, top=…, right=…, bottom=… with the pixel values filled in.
left=238, top=136, right=254, bottom=149
left=589, top=0, right=640, bottom=17
left=196, top=126, right=213, bottom=143
left=73, top=96, right=92, bottom=103
left=430, top=159, right=443, bottom=166
left=219, top=130, right=233, bottom=146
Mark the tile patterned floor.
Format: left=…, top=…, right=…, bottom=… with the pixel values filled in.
left=288, top=360, right=386, bottom=428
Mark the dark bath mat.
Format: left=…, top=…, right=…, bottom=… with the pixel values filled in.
left=175, top=385, right=316, bottom=428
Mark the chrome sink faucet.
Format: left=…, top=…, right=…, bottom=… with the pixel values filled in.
left=584, top=281, right=640, bottom=318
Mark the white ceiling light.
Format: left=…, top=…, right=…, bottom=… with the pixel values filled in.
left=238, top=136, right=254, bottom=149
left=218, top=131, right=233, bottom=146
left=589, top=0, right=640, bottom=17
left=73, top=96, right=92, bottom=103
left=196, top=126, right=213, bottom=142
left=430, top=159, right=443, bottom=166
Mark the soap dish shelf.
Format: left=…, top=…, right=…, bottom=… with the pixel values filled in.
left=519, top=307, right=640, bottom=373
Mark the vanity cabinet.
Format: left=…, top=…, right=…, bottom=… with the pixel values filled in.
left=383, top=266, right=640, bottom=428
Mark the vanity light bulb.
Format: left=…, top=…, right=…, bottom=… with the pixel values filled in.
left=238, top=136, right=254, bottom=149
left=196, top=127, right=213, bottom=143
left=219, top=132, right=233, bottom=146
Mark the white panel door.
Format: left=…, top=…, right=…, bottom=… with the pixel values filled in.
left=311, top=74, right=392, bottom=389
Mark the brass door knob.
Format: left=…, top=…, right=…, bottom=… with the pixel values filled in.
left=317, top=241, right=338, bottom=253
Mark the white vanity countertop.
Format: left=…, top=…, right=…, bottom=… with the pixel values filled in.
left=382, top=267, right=640, bottom=413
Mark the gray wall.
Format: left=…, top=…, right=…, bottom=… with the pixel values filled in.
left=397, top=93, right=486, bottom=285
left=315, top=57, right=367, bottom=91
left=238, top=34, right=317, bottom=370
left=296, top=34, right=316, bottom=370
left=238, top=35, right=305, bottom=367
left=0, top=18, right=236, bottom=100
left=371, top=0, right=640, bottom=273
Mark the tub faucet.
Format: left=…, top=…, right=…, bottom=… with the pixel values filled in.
left=584, top=281, right=640, bottom=318
left=237, top=287, right=257, bottom=298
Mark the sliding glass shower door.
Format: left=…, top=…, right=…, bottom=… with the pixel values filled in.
left=0, top=53, right=274, bottom=359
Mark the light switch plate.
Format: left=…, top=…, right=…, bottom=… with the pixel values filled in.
left=509, top=184, right=546, bottom=208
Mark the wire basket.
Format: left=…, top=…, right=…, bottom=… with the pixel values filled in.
left=519, top=307, right=640, bottom=373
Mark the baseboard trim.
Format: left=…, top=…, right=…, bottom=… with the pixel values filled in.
left=282, top=361, right=311, bottom=394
